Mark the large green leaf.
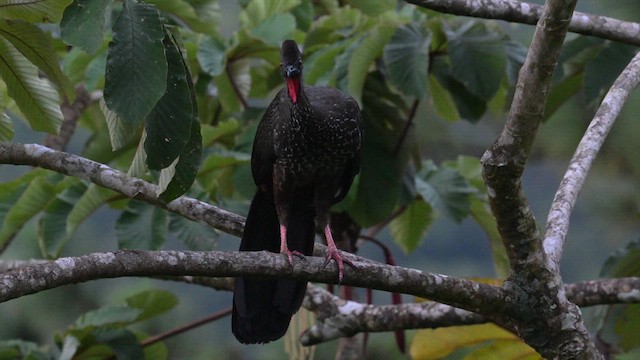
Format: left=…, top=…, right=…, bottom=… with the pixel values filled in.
left=197, top=36, right=227, bottom=77
left=416, top=162, right=475, bottom=222
left=38, top=180, right=86, bottom=258
left=351, top=0, right=395, bottom=16
left=0, top=19, right=73, bottom=98
left=74, top=305, right=141, bottom=329
left=347, top=25, right=396, bottom=104
left=101, top=99, right=139, bottom=151
left=428, top=74, right=459, bottom=121
left=93, top=328, right=145, bottom=360
left=431, top=56, right=486, bottom=122
left=304, top=40, right=349, bottom=85
left=61, top=0, right=113, bottom=54
left=383, top=22, right=431, bottom=99
left=0, top=340, right=48, bottom=360
left=0, top=175, right=59, bottom=250
left=146, top=0, right=218, bottom=35
left=104, top=0, right=167, bottom=126
left=116, top=200, right=168, bottom=250
left=446, top=22, right=506, bottom=101
left=0, top=112, right=13, bottom=140
left=584, top=42, right=637, bottom=106
left=0, top=37, right=62, bottom=133
left=250, top=13, right=296, bottom=45
left=214, top=57, right=251, bottom=112
left=144, top=34, right=194, bottom=170
left=390, top=199, right=434, bottom=254
left=158, top=117, right=202, bottom=202
left=239, top=0, right=299, bottom=28
left=169, top=212, right=217, bottom=251
left=0, top=0, right=72, bottom=22
left=125, top=289, right=178, bottom=322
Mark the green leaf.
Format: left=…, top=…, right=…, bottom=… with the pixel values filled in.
left=0, top=340, right=48, bottom=360
left=197, top=36, right=226, bottom=76
left=214, top=58, right=251, bottom=112
left=600, top=239, right=640, bottom=277
left=543, top=71, right=583, bottom=121
left=431, top=56, right=486, bottom=122
left=125, top=289, right=178, bottom=322
left=383, top=22, right=431, bottom=99
left=59, top=335, right=80, bottom=360
left=116, top=200, right=168, bottom=250
left=74, top=305, right=141, bottom=329
left=0, top=19, right=74, bottom=98
left=428, top=74, right=458, bottom=121
left=0, top=112, right=13, bottom=140
left=584, top=42, right=637, bottom=106
left=104, top=0, right=167, bottom=126
left=446, top=22, right=506, bottom=101
left=304, top=40, right=349, bottom=85
left=348, top=26, right=396, bottom=104
left=101, top=99, right=139, bottom=151
left=158, top=118, right=202, bottom=202
left=250, top=13, right=296, bottom=45
left=390, top=200, right=433, bottom=253
left=67, top=184, right=117, bottom=241
left=615, top=304, right=640, bottom=351
left=93, top=328, right=145, bottom=360
left=0, top=175, right=58, bottom=250
left=144, top=33, right=194, bottom=170
left=0, top=37, right=63, bottom=133
left=0, top=0, right=72, bottom=22
left=146, top=0, right=218, bottom=35
left=61, top=0, right=113, bottom=54
left=239, top=0, right=300, bottom=28
left=416, top=162, right=475, bottom=222
left=201, top=119, right=241, bottom=147
left=169, top=212, right=217, bottom=251
left=38, top=181, right=86, bottom=258
left=291, top=0, right=313, bottom=31
left=351, top=0, right=395, bottom=16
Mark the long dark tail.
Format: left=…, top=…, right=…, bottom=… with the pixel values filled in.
left=232, top=189, right=315, bottom=344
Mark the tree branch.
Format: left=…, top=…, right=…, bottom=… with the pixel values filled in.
left=0, top=250, right=509, bottom=317
left=0, top=142, right=245, bottom=237
left=544, top=52, right=640, bottom=271
left=405, top=0, right=640, bottom=47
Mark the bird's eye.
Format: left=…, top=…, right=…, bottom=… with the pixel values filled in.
left=280, top=63, right=283, bottom=67
left=297, top=60, right=302, bottom=66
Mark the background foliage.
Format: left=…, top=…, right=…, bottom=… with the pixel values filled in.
left=0, top=0, right=639, bottom=359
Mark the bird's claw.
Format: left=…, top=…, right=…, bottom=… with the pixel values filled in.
left=282, top=249, right=306, bottom=267
left=324, top=248, right=356, bottom=283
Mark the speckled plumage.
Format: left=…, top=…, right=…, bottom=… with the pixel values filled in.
left=232, top=40, right=362, bottom=344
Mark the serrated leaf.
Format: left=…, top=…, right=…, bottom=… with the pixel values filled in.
left=116, top=200, right=168, bottom=250
left=447, top=22, right=506, bottom=101
left=61, top=0, right=113, bottom=54
left=410, top=324, right=538, bottom=360
left=390, top=200, right=433, bottom=253
left=125, top=289, right=178, bottom=322
left=74, top=305, right=141, bottom=329
left=104, top=0, right=167, bottom=126
left=144, top=33, right=193, bottom=170
left=383, top=22, right=431, bottom=99
left=0, top=19, right=74, bottom=98
left=348, top=26, right=396, bottom=104
left=197, top=36, right=226, bottom=76
left=0, top=0, right=72, bottom=22
left=169, top=212, right=217, bottom=250
left=416, top=162, right=475, bottom=222
left=0, top=37, right=62, bottom=133
left=101, top=99, right=139, bottom=150
left=0, top=175, right=58, bottom=250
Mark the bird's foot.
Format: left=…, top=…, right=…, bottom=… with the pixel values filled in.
left=323, top=246, right=356, bottom=283
left=282, top=249, right=306, bottom=267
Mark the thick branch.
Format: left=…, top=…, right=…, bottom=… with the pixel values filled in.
left=0, top=142, right=245, bottom=237
left=405, top=0, right=640, bottom=47
left=544, top=52, right=640, bottom=271
left=0, top=250, right=508, bottom=317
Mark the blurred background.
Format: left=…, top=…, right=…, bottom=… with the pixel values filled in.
left=0, top=0, right=639, bottom=359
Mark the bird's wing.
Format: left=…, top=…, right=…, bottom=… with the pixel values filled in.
left=251, top=89, right=287, bottom=186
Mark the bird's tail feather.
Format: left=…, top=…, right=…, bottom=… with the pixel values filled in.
left=232, top=189, right=315, bottom=344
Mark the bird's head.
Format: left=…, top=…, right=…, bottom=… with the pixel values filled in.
left=280, top=40, right=303, bottom=104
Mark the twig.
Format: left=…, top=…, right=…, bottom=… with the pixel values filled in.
left=392, top=99, right=420, bottom=156
left=141, top=308, right=232, bottom=347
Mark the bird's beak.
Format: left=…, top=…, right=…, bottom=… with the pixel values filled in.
left=285, top=65, right=301, bottom=78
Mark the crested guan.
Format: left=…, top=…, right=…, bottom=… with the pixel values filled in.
left=232, top=39, right=363, bottom=344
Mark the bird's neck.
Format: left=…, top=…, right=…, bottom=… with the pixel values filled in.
left=286, top=77, right=305, bottom=105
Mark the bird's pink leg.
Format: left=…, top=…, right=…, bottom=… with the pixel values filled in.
left=323, top=225, right=356, bottom=282
left=279, top=224, right=305, bottom=266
